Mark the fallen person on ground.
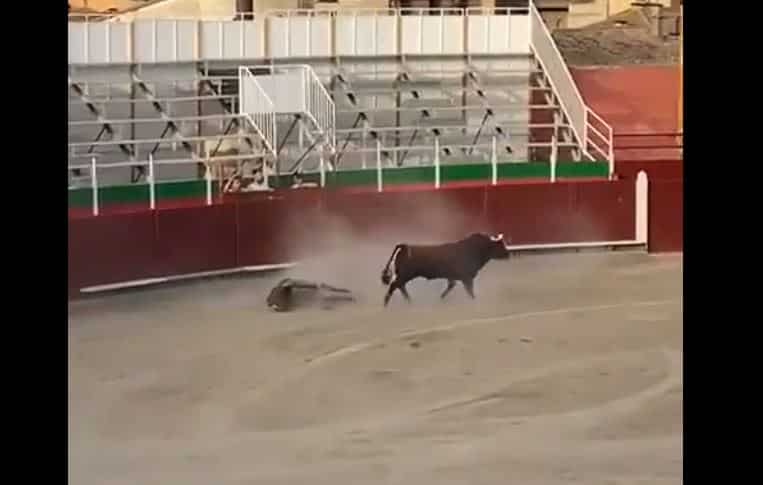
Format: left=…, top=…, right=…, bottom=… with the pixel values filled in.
left=266, top=278, right=355, bottom=312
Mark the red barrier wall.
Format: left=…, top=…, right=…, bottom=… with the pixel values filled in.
left=649, top=178, right=683, bottom=253
left=68, top=180, right=641, bottom=296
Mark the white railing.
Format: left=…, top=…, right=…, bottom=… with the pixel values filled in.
left=244, top=65, right=336, bottom=152
left=238, top=67, right=277, bottom=157
left=528, top=1, right=614, bottom=170
left=304, top=66, right=336, bottom=151
left=68, top=8, right=532, bottom=64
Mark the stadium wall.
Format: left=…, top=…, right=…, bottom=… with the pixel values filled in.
left=68, top=178, right=640, bottom=297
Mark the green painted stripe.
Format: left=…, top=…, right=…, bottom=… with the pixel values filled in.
left=69, top=180, right=214, bottom=208
left=69, top=162, right=608, bottom=207
left=556, top=161, right=609, bottom=178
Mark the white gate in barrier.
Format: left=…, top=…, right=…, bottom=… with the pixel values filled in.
left=242, top=64, right=336, bottom=153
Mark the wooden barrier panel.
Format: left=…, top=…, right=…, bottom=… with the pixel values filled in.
left=153, top=204, right=238, bottom=276
left=574, top=179, right=635, bottom=242
left=649, top=179, right=683, bottom=252
left=68, top=212, right=157, bottom=292
left=321, top=187, right=487, bottom=244
left=236, top=189, right=323, bottom=266
left=484, top=183, right=574, bottom=244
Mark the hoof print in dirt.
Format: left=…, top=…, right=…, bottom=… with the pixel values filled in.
left=266, top=278, right=355, bottom=313
left=409, top=341, right=421, bottom=349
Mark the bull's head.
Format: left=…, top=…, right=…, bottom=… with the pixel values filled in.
left=488, top=233, right=512, bottom=259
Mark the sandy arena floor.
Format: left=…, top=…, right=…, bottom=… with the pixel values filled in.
left=68, top=249, right=683, bottom=485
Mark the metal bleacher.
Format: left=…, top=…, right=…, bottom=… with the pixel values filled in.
left=68, top=3, right=614, bottom=190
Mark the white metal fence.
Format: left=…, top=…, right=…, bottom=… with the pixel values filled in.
left=238, top=67, right=277, bottom=157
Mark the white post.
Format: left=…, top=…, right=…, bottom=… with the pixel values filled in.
left=148, top=153, right=156, bottom=210
left=91, top=156, right=99, bottom=216
left=319, top=148, right=326, bottom=188
left=263, top=158, right=270, bottom=188
left=636, top=170, right=649, bottom=245
left=362, top=123, right=368, bottom=170
left=376, top=139, right=383, bottom=193
left=608, top=133, right=615, bottom=180
left=205, top=164, right=212, bottom=206
left=434, top=137, right=441, bottom=189
left=205, top=145, right=212, bottom=205
left=550, top=132, right=558, bottom=183
left=491, top=135, right=497, bottom=186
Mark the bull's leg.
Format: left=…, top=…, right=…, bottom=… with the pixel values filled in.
left=441, top=280, right=456, bottom=299
left=383, top=285, right=397, bottom=306
left=399, top=284, right=412, bottom=303
left=462, top=279, right=476, bottom=299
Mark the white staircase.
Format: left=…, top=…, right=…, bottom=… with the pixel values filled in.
left=239, top=64, right=336, bottom=155
left=528, top=1, right=614, bottom=175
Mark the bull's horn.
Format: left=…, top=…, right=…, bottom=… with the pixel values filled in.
left=490, top=233, right=504, bottom=241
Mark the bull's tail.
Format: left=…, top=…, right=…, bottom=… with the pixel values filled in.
left=381, top=244, right=405, bottom=286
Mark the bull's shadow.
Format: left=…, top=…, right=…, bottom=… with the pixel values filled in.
left=380, top=232, right=512, bottom=307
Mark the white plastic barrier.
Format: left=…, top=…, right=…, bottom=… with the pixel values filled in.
left=68, top=22, right=131, bottom=64
left=267, top=13, right=332, bottom=59
left=199, top=20, right=262, bottom=60
left=68, top=8, right=533, bottom=64
left=133, top=19, right=197, bottom=63
left=467, top=9, right=531, bottom=55
left=335, top=11, right=398, bottom=57
left=400, top=10, right=465, bottom=56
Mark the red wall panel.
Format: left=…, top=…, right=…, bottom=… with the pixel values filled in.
left=153, top=204, right=238, bottom=276
left=68, top=212, right=156, bottom=291
left=649, top=179, right=683, bottom=252
left=484, top=181, right=635, bottom=244
left=236, top=189, right=323, bottom=266
left=574, top=180, right=635, bottom=242
left=484, top=183, right=575, bottom=244
left=321, top=187, right=488, bottom=244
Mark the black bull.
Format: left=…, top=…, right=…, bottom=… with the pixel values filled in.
left=380, top=232, right=512, bottom=306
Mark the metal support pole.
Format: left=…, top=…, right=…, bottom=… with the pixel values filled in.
left=91, top=156, right=99, bottom=216
left=491, top=136, right=497, bottom=186
left=319, top=147, right=326, bottom=188
left=608, top=142, right=615, bottom=180
left=148, top=153, right=156, bottom=209
left=205, top=164, right=212, bottom=206
left=204, top=144, right=212, bottom=205
left=550, top=133, right=558, bottom=183
left=376, top=139, right=383, bottom=193
left=362, top=123, right=368, bottom=170
left=434, top=137, right=441, bottom=189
